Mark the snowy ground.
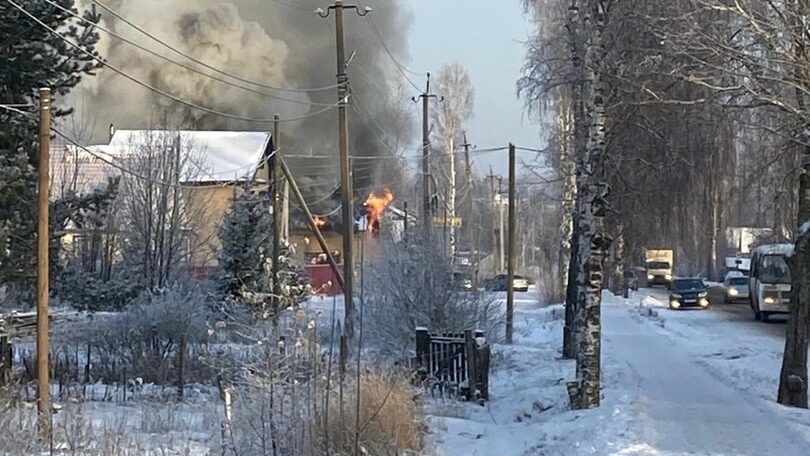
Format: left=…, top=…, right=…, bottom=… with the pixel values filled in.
left=427, top=288, right=810, bottom=456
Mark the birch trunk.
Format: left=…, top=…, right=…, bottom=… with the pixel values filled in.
left=613, top=221, right=625, bottom=296
left=448, top=136, right=457, bottom=260
left=778, top=141, right=810, bottom=408
left=559, top=103, right=576, bottom=298
left=778, top=11, right=810, bottom=406
left=563, top=0, right=586, bottom=361
left=569, top=0, right=612, bottom=410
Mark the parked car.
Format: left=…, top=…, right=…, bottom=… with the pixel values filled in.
left=451, top=272, right=473, bottom=290
left=485, top=274, right=529, bottom=292
left=624, top=270, right=639, bottom=291
left=723, top=271, right=749, bottom=303
left=668, top=278, right=710, bottom=310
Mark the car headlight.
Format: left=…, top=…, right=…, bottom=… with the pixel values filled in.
left=671, top=293, right=682, bottom=299
left=700, top=298, right=710, bottom=307
left=665, top=274, right=672, bottom=280
left=698, top=291, right=708, bottom=298
left=647, top=274, right=654, bottom=280
left=671, top=300, right=681, bottom=308
left=764, top=297, right=776, bottom=305
left=728, top=288, right=738, bottom=296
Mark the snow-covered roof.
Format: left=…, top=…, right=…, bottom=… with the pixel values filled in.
left=724, top=257, right=751, bottom=270
left=109, top=130, right=272, bottom=184
left=51, top=144, right=119, bottom=197
left=387, top=205, right=418, bottom=222
left=753, top=243, right=794, bottom=256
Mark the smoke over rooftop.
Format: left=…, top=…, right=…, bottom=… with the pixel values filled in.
left=73, top=0, right=416, bottom=208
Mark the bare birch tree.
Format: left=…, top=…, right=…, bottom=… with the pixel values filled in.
left=117, top=130, right=213, bottom=291
left=432, top=63, right=475, bottom=259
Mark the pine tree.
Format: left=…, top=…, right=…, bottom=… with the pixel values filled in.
left=217, top=188, right=309, bottom=318
left=0, top=1, right=102, bottom=301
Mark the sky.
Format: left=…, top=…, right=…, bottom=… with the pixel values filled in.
left=404, top=0, right=542, bottom=175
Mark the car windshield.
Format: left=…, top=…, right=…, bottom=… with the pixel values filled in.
left=646, top=261, right=670, bottom=269
left=729, top=278, right=747, bottom=286
left=673, top=279, right=705, bottom=291
left=759, top=255, right=791, bottom=284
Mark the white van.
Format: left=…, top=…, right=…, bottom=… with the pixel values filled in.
left=749, top=244, right=794, bottom=322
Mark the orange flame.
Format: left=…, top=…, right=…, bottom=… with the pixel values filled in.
left=364, top=188, right=394, bottom=232
left=313, top=215, right=327, bottom=229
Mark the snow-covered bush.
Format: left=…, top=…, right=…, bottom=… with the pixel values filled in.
left=364, top=236, right=505, bottom=357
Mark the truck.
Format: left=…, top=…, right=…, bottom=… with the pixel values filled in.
left=645, top=249, right=674, bottom=288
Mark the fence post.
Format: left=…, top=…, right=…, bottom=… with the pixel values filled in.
left=415, top=327, right=429, bottom=367
left=178, top=334, right=186, bottom=401
left=464, top=330, right=478, bottom=400
left=478, top=345, right=490, bottom=400
left=0, top=336, right=8, bottom=386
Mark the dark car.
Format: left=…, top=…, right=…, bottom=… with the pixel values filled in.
left=668, top=278, right=710, bottom=310
left=485, top=274, right=529, bottom=292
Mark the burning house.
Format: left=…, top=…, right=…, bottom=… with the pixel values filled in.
left=287, top=188, right=411, bottom=295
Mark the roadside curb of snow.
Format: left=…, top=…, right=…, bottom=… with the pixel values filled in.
left=628, top=297, right=666, bottom=328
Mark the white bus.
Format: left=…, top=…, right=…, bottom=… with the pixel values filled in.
left=749, top=243, right=794, bottom=322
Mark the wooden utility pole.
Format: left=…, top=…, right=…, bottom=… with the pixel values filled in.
left=414, top=74, right=439, bottom=234
left=403, top=201, right=408, bottom=239
left=461, top=132, right=474, bottom=244
left=498, top=177, right=505, bottom=272
left=37, top=87, right=51, bottom=438
left=487, top=167, right=497, bottom=277
left=271, top=114, right=282, bottom=317
left=506, top=143, right=516, bottom=344
left=317, top=1, right=370, bottom=340
left=279, top=158, right=345, bottom=290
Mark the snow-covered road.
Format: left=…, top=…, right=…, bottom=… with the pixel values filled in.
left=604, top=300, right=809, bottom=455
left=429, top=290, right=810, bottom=456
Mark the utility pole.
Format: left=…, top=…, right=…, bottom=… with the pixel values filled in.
left=413, top=74, right=440, bottom=234
left=317, top=1, right=370, bottom=340
left=37, top=87, right=51, bottom=438
left=270, top=114, right=283, bottom=319
left=461, top=132, right=474, bottom=245
left=506, top=143, right=516, bottom=344
left=488, top=167, right=497, bottom=277
left=498, top=176, right=505, bottom=273
left=403, top=201, right=408, bottom=240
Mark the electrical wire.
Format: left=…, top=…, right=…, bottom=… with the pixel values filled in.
left=89, top=0, right=340, bottom=93
left=50, top=125, right=274, bottom=190
left=365, top=15, right=422, bottom=91
left=268, top=0, right=313, bottom=12
left=7, top=0, right=337, bottom=124
left=41, top=0, right=335, bottom=108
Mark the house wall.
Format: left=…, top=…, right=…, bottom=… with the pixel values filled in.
left=185, top=185, right=238, bottom=269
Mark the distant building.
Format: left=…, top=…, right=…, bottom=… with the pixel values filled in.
left=51, top=130, right=274, bottom=278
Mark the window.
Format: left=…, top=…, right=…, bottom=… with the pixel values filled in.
left=646, top=261, right=670, bottom=270
left=729, top=278, right=747, bottom=286
left=759, top=255, right=791, bottom=284
left=673, top=279, right=704, bottom=290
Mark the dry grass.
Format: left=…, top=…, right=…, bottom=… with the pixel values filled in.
left=0, top=395, right=209, bottom=455
left=318, top=372, right=426, bottom=455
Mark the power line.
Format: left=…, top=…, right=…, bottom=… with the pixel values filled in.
left=89, top=0, right=339, bottom=93
left=269, top=0, right=313, bottom=12
left=365, top=15, right=422, bottom=91
left=41, top=0, right=334, bottom=108
left=7, top=0, right=337, bottom=124
left=50, top=124, right=272, bottom=190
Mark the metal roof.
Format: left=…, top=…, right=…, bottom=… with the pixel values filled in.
left=109, top=130, right=272, bottom=183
